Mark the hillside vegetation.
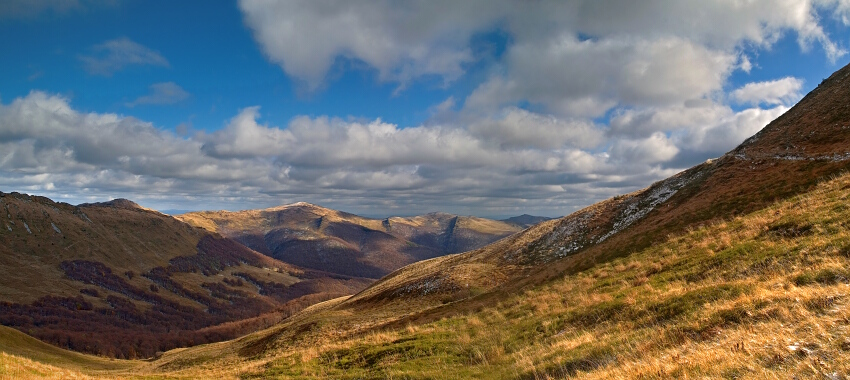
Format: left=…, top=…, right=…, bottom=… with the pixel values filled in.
left=0, top=195, right=371, bottom=359
left=4, top=167, right=850, bottom=379
left=231, top=170, right=850, bottom=379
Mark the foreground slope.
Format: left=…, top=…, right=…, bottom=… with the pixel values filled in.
left=8, top=166, right=850, bottom=379
left=0, top=195, right=370, bottom=358
left=178, top=204, right=522, bottom=278
left=348, top=61, right=850, bottom=308
left=235, top=171, right=850, bottom=379
left=7, top=54, right=850, bottom=380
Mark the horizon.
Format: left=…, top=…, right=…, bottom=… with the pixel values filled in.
left=3, top=1, right=850, bottom=218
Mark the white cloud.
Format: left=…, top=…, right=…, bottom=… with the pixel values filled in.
left=0, top=91, right=673, bottom=216
left=466, top=36, right=736, bottom=118
left=731, top=77, right=804, bottom=106
left=822, top=0, right=850, bottom=25
left=678, top=106, right=789, bottom=155
left=238, top=0, right=504, bottom=91
left=127, top=82, right=190, bottom=107
left=610, top=133, right=680, bottom=164
left=201, top=106, right=294, bottom=158
left=468, top=107, right=604, bottom=150
left=239, top=0, right=846, bottom=102
left=609, top=101, right=732, bottom=139
left=79, top=37, right=169, bottom=76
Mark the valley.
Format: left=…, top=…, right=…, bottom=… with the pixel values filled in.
left=0, top=193, right=525, bottom=360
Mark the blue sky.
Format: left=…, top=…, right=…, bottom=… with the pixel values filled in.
left=1, top=1, right=465, bottom=132
left=1, top=1, right=850, bottom=218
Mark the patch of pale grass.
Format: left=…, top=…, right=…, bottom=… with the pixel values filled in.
left=0, top=352, right=98, bottom=380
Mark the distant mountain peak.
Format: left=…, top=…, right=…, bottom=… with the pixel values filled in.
left=266, top=201, right=326, bottom=211
left=501, top=214, right=552, bottom=228
left=78, top=198, right=146, bottom=211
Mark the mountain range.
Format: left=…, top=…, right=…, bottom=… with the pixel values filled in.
left=176, top=204, right=526, bottom=279
left=0, top=195, right=531, bottom=358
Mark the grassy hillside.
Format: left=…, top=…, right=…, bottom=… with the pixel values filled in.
left=0, top=194, right=371, bottom=359
left=5, top=167, right=849, bottom=379
left=334, top=58, right=850, bottom=311
left=211, top=170, right=850, bottom=378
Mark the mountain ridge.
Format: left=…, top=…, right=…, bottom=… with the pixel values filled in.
left=176, top=203, right=530, bottom=279
left=0, top=191, right=372, bottom=358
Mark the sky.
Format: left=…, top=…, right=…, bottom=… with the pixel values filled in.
left=2, top=0, right=850, bottom=218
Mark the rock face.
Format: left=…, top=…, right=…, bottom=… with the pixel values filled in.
left=0, top=192, right=371, bottom=359
left=177, top=205, right=524, bottom=279
left=347, top=61, right=850, bottom=307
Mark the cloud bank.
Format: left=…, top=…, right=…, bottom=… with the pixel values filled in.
left=0, top=90, right=792, bottom=216
left=2, top=1, right=849, bottom=216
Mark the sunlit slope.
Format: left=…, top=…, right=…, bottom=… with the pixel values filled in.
left=176, top=168, right=850, bottom=379
left=0, top=325, right=134, bottom=372
left=345, top=60, right=850, bottom=310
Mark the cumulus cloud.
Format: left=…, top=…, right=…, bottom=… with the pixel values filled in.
left=677, top=106, right=789, bottom=155
left=0, top=91, right=687, bottom=216
left=238, top=0, right=504, bottom=91
left=610, top=133, right=680, bottom=164
left=607, top=99, right=789, bottom=164
left=608, top=101, right=731, bottom=139
left=126, top=82, right=190, bottom=107
left=79, top=37, right=169, bottom=76
left=730, top=77, right=804, bottom=106
left=0, top=89, right=788, bottom=216
left=239, top=0, right=846, bottom=101
left=468, top=107, right=604, bottom=150
left=465, top=36, right=736, bottom=118
left=201, top=106, right=294, bottom=158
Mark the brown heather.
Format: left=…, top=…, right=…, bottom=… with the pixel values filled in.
left=3, top=169, right=850, bottom=379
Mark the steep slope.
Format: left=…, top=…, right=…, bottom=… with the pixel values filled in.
left=13, top=166, right=850, bottom=379
left=347, top=62, right=850, bottom=308
left=0, top=193, right=371, bottom=358
left=228, top=172, right=850, bottom=378
left=177, top=204, right=522, bottom=278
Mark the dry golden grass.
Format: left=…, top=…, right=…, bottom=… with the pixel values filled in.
left=225, top=170, right=850, bottom=379
left=5, top=172, right=850, bottom=379
left=0, top=352, right=98, bottom=380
